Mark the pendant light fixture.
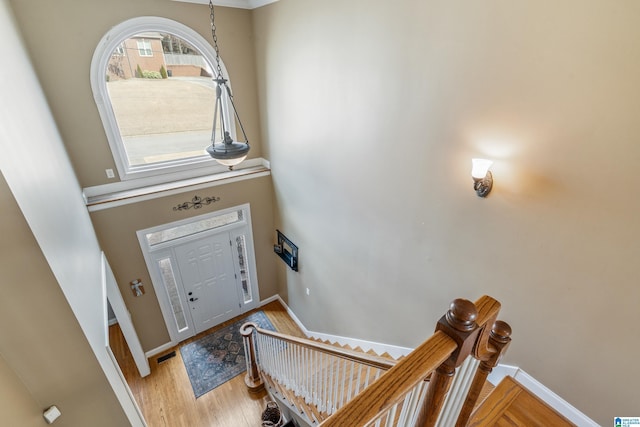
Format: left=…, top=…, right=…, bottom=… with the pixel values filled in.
left=205, top=0, right=250, bottom=170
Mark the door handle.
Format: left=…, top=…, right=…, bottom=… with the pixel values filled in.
left=189, top=297, right=198, bottom=302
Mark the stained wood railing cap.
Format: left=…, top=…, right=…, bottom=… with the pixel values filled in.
left=240, top=322, right=258, bottom=336
left=445, top=298, right=478, bottom=332
left=490, top=320, right=512, bottom=342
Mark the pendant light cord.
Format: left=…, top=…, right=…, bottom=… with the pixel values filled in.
left=209, top=0, right=224, bottom=80
left=207, top=0, right=250, bottom=148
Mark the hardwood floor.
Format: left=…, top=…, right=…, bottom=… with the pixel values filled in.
left=109, top=300, right=305, bottom=427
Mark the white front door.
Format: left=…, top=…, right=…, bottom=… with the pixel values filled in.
left=174, top=233, right=240, bottom=334
left=139, top=204, right=260, bottom=344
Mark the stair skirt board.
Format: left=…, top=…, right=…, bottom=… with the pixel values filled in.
left=270, top=295, right=413, bottom=360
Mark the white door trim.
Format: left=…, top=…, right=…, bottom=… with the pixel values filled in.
left=103, top=253, right=150, bottom=377
left=137, top=204, right=260, bottom=346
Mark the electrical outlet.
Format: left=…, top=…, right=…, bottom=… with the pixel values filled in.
left=105, top=168, right=115, bottom=178
left=306, top=288, right=310, bottom=296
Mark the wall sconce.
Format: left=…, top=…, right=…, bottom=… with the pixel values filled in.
left=471, top=158, right=493, bottom=197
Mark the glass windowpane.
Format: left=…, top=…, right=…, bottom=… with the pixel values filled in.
left=106, top=32, right=220, bottom=168
left=235, top=234, right=252, bottom=303
left=158, top=258, right=187, bottom=332
left=146, top=210, right=242, bottom=246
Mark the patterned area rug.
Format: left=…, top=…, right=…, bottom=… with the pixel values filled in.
left=180, top=311, right=275, bottom=398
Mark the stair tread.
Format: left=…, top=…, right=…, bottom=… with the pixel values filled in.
left=468, top=376, right=576, bottom=427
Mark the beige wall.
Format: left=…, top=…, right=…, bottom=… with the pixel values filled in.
left=8, top=0, right=638, bottom=423
left=89, top=176, right=278, bottom=351
left=0, top=174, right=130, bottom=426
left=9, top=0, right=262, bottom=188
left=0, top=353, right=43, bottom=427
left=253, top=0, right=640, bottom=424
left=9, top=0, right=276, bottom=353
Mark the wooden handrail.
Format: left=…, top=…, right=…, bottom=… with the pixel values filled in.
left=470, top=295, right=502, bottom=359
left=243, top=296, right=511, bottom=427
left=241, top=324, right=398, bottom=371
left=318, top=331, right=458, bottom=427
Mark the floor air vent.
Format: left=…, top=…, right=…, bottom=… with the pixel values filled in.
left=157, top=351, right=176, bottom=364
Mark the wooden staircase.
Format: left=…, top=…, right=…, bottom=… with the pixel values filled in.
left=242, top=296, right=574, bottom=426
left=261, top=338, right=401, bottom=425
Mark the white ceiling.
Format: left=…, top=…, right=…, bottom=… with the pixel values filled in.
left=172, top=0, right=279, bottom=10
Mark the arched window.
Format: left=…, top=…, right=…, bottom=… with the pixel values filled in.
left=91, top=17, right=236, bottom=180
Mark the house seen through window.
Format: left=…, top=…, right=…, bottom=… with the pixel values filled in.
left=92, top=18, right=234, bottom=180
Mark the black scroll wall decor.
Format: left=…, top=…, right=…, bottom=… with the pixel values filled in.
left=274, top=230, right=298, bottom=271
left=173, top=195, right=220, bottom=211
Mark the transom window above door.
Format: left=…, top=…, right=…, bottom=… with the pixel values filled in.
left=90, top=17, right=238, bottom=181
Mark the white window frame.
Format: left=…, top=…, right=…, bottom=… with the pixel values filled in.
left=90, top=17, right=237, bottom=181
left=136, top=39, right=153, bottom=57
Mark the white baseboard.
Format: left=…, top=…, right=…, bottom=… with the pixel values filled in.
left=260, top=294, right=281, bottom=306
left=145, top=342, right=176, bottom=359
left=488, top=364, right=598, bottom=426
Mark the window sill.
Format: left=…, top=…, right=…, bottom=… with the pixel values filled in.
left=83, top=158, right=270, bottom=212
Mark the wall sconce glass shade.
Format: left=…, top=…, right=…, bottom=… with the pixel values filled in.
left=471, top=158, right=493, bottom=197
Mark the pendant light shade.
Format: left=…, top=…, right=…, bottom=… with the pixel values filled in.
left=206, top=1, right=250, bottom=170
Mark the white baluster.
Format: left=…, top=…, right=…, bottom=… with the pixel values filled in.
left=321, top=352, right=328, bottom=413
left=364, top=365, right=372, bottom=388
left=315, top=350, right=322, bottom=408
left=267, top=336, right=274, bottom=376
left=436, top=356, right=479, bottom=427
left=293, top=343, right=298, bottom=393
left=242, top=334, right=251, bottom=374
left=310, top=350, right=316, bottom=406
left=347, top=360, right=355, bottom=402
left=327, top=355, right=335, bottom=414
left=396, top=388, right=413, bottom=426
left=338, top=358, right=347, bottom=409
left=306, top=347, right=312, bottom=402
left=299, top=344, right=304, bottom=396
left=286, top=341, right=293, bottom=389
left=295, top=344, right=301, bottom=395
left=384, top=403, right=398, bottom=427
left=267, top=335, right=274, bottom=377
left=277, top=339, right=284, bottom=383
left=355, top=363, right=363, bottom=396
left=408, top=381, right=429, bottom=426
left=303, top=347, right=311, bottom=404
left=332, top=357, right=341, bottom=412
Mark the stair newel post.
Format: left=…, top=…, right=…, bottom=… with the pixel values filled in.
left=416, top=299, right=480, bottom=427
left=454, top=320, right=512, bottom=427
left=240, top=322, right=264, bottom=393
